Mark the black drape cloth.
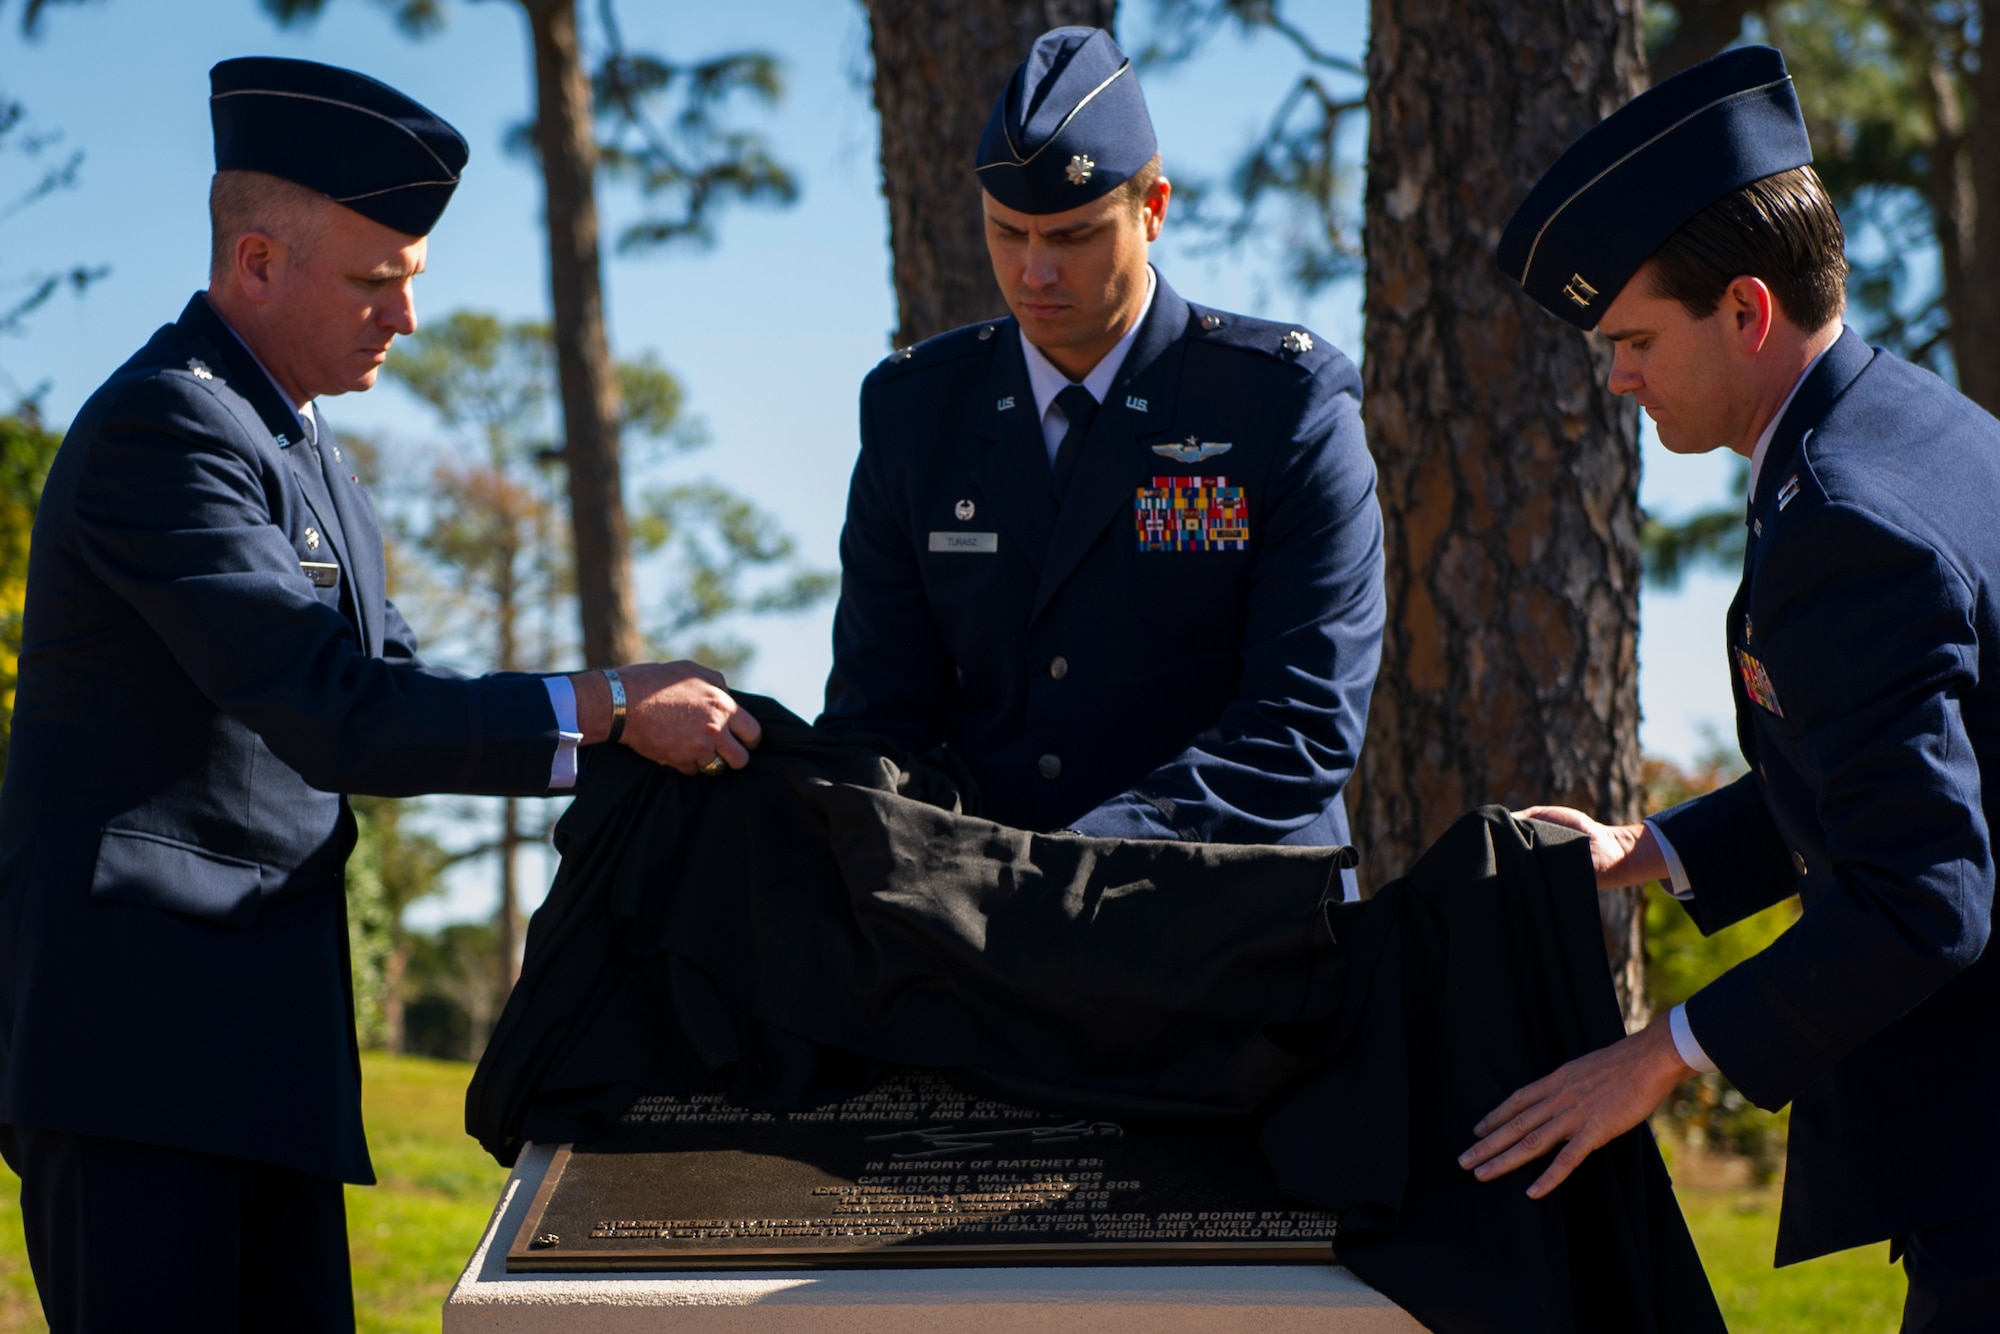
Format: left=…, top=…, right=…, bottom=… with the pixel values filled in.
left=468, top=696, right=1722, bottom=1334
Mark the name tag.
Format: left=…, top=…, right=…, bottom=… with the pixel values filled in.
left=928, top=531, right=998, bottom=554
left=301, top=560, right=341, bottom=588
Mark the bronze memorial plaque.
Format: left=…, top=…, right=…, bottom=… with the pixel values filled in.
left=507, top=1069, right=1339, bottom=1271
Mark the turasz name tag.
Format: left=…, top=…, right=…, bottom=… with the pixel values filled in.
left=928, top=531, right=998, bottom=554
left=301, top=560, right=341, bottom=588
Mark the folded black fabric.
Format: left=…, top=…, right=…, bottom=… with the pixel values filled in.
left=467, top=695, right=1721, bottom=1334
left=1267, top=806, right=1725, bottom=1333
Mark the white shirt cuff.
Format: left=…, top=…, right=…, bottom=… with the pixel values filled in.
left=543, top=674, right=584, bottom=790
left=1668, top=1003, right=1718, bottom=1074
left=1645, top=818, right=1694, bottom=900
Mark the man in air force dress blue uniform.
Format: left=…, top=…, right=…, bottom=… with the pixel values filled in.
left=1457, top=48, right=2000, bottom=1330
left=822, top=28, right=1384, bottom=869
left=0, top=58, right=760, bottom=1332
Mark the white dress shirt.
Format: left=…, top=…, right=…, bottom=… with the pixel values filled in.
left=1019, top=266, right=1158, bottom=462
left=1646, top=338, right=1835, bottom=1074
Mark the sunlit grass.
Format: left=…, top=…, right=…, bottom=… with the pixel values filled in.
left=1678, top=1185, right=1905, bottom=1334
left=0, top=1052, right=506, bottom=1334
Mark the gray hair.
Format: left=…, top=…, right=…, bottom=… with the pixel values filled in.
left=208, top=169, right=334, bottom=280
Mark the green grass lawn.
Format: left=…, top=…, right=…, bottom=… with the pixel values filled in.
left=0, top=1053, right=1911, bottom=1332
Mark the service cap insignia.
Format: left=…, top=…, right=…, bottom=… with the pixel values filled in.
left=1067, top=153, right=1096, bottom=185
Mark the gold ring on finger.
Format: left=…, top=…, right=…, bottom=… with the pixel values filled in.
left=699, top=755, right=729, bottom=777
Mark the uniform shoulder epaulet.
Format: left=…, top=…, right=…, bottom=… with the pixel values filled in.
left=152, top=331, right=233, bottom=398
left=873, top=318, right=1007, bottom=378
left=1187, top=306, right=1331, bottom=370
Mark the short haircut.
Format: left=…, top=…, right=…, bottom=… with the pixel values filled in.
left=1647, top=165, right=1847, bottom=331
left=208, top=169, right=333, bottom=280
left=1109, top=152, right=1165, bottom=218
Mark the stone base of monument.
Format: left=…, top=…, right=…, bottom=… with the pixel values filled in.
left=445, top=1144, right=1426, bottom=1332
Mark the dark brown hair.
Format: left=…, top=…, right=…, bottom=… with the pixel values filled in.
left=1647, top=165, right=1847, bottom=330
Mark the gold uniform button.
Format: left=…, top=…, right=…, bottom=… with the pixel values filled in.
left=1793, top=851, right=1809, bottom=876
left=1038, top=754, right=1063, bottom=780
left=1050, top=656, right=1069, bottom=680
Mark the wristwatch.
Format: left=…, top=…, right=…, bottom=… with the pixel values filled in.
left=603, top=668, right=628, bottom=745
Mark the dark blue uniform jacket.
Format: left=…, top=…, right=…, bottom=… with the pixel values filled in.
left=1654, top=330, right=2000, bottom=1263
left=821, top=272, right=1384, bottom=864
left=0, top=296, right=560, bottom=1184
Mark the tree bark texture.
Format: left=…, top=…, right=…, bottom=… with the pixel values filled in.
left=1957, top=0, right=2000, bottom=412
left=864, top=0, right=1117, bottom=347
left=1355, top=0, right=1650, bottom=1025
left=497, top=796, right=524, bottom=991
left=1648, top=0, right=1758, bottom=79
left=522, top=0, right=644, bottom=667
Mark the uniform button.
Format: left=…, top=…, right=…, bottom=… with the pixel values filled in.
left=1038, top=754, right=1063, bottom=780
left=1049, top=656, right=1069, bottom=680
left=1793, top=850, right=1808, bottom=876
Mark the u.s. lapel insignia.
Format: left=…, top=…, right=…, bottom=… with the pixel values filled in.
left=1281, top=329, right=1314, bottom=356
left=1152, top=436, right=1233, bottom=464
left=1136, top=476, right=1250, bottom=551
left=1777, top=474, right=1801, bottom=510
left=305, top=526, right=321, bottom=552
left=186, top=358, right=214, bottom=380
left=997, top=395, right=1016, bottom=411
left=1734, top=646, right=1783, bottom=717
left=954, top=499, right=976, bottom=522
left=1067, top=153, right=1096, bottom=185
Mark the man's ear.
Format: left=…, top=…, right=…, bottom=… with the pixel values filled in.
left=1725, top=274, right=1775, bottom=356
left=1143, top=176, right=1171, bottom=242
left=233, top=232, right=281, bottom=305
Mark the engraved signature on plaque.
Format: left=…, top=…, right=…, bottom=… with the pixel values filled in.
left=864, top=1119, right=1124, bottom=1158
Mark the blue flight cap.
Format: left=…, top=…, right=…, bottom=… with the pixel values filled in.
left=1497, top=46, right=1813, bottom=330
left=975, top=27, right=1158, bottom=215
left=210, top=57, right=469, bottom=238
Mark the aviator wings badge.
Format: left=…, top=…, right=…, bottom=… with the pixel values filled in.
left=1152, top=436, right=1233, bottom=464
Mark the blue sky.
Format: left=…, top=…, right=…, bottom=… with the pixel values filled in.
left=1, top=0, right=1745, bottom=920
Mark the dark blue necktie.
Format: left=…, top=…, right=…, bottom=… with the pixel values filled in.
left=1051, top=384, right=1099, bottom=499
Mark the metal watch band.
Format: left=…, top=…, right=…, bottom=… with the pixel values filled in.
left=603, top=668, right=628, bottom=745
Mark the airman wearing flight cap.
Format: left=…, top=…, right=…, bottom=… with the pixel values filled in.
left=1458, top=46, right=2000, bottom=1329
left=821, top=28, right=1384, bottom=872
left=0, top=57, right=757, bottom=1331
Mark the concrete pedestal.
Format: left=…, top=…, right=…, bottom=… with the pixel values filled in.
left=444, top=1144, right=1427, bottom=1332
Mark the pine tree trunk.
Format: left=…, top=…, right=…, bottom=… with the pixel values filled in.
left=497, top=796, right=523, bottom=992
left=521, top=0, right=644, bottom=667
left=1958, top=0, right=2000, bottom=412
left=1355, top=0, right=1651, bottom=1026
left=863, top=0, right=1118, bottom=347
